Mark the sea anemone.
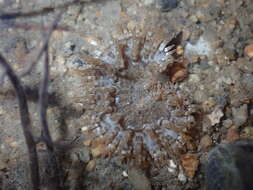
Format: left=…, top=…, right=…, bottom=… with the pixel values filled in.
left=63, top=5, right=198, bottom=168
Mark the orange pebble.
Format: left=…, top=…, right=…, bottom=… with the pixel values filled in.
left=244, top=44, right=253, bottom=58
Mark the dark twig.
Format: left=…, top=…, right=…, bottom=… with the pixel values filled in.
left=0, top=0, right=83, bottom=20
left=0, top=54, right=40, bottom=190
left=19, top=9, right=65, bottom=77
left=39, top=43, right=62, bottom=189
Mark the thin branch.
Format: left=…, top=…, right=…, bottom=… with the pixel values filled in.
left=39, top=43, right=62, bottom=189
left=0, top=54, right=40, bottom=190
left=0, top=0, right=84, bottom=20
left=19, top=9, right=65, bottom=77
left=38, top=16, right=53, bottom=151
left=39, top=43, right=52, bottom=151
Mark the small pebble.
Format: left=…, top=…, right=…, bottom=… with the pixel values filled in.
left=207, top=107, right=224, bottom=126
left=81, top=126, right=89, bottom=132
left=188, top=74, right=200, bottom=83
left=244, top=44, right=253, bottom=58
left=63, top=41, right=76, bottom=57
left=202, top=98, right=216, bottom=113
left=222, top=119, right=233, bottom=128
left=178, top=167, right=187, bottom=183
left=232, top=104, right=248, bottom=128
left=176, top=45, right=184, bottom=55
left=241, top=127, right=253, bottom=138
left=85, top=36, right=100, bottom=46
left=182, top=29, right=191, bottom=41
left=236, top=58, right=253, bottom=73
left=156, top=0, right=178, bottom=12
left=122, top=171, right=128, bottom=177
left=77, top=148, right=90, bottom=163
left=200, top=135, right=212, bottom=150
left=168, top=159, right=177, bottom=173
left=83, top=139, right=92, bottom=146
left=91, top=144, right=106, bottom=157
left=70, top=152, right=79, bottom=162
left=86, top=160, right=96, bottom=172
left=225, top=126, right=240, bottom=143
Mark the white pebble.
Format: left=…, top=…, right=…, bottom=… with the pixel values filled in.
left=168, top=160, right=177, bottom=173
left=122, top=171, right=128, bottom=177
left=81, top=126, right=89, bottom=132
left=178, top=170, right=187, bottom=183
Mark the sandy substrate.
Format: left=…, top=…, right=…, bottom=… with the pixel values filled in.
left=0, top=0, right=253, bottom=189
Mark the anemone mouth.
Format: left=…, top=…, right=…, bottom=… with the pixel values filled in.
left=114, top=65, right=170, bottom=128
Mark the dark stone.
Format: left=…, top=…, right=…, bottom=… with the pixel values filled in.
left=205, top=139, right=253, bottom=190
left=157, top=0, right=178, bottom=12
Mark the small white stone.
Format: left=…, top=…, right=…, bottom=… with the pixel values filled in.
left=168, top=160, right=177, bottom=173
left=122, top=171, right=128, bottom=177
left=90, top=40, right=98, bottom=46
left=141, top=0, right=154, bottom=5
left=168, top=167, right=175, bottom=173
left=188, top=74, right=200, bottom=83
left=115, top=97, right=120, bottom=104
left=207, top=107, right=224, bottom=126
left=169, top=160, right=177, bottom=169
left=81, top=126, right=89, bottom=132
left=178, top=170, right=187, bottom=183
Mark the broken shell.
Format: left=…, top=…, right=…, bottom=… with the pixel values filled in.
left=169, top=60, right=189, bottom=83
left=180, top=153, right=199, bottom=178
left=207, top=107, right=224, bottom=126
left=171, top=69, right=188, bottom=83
